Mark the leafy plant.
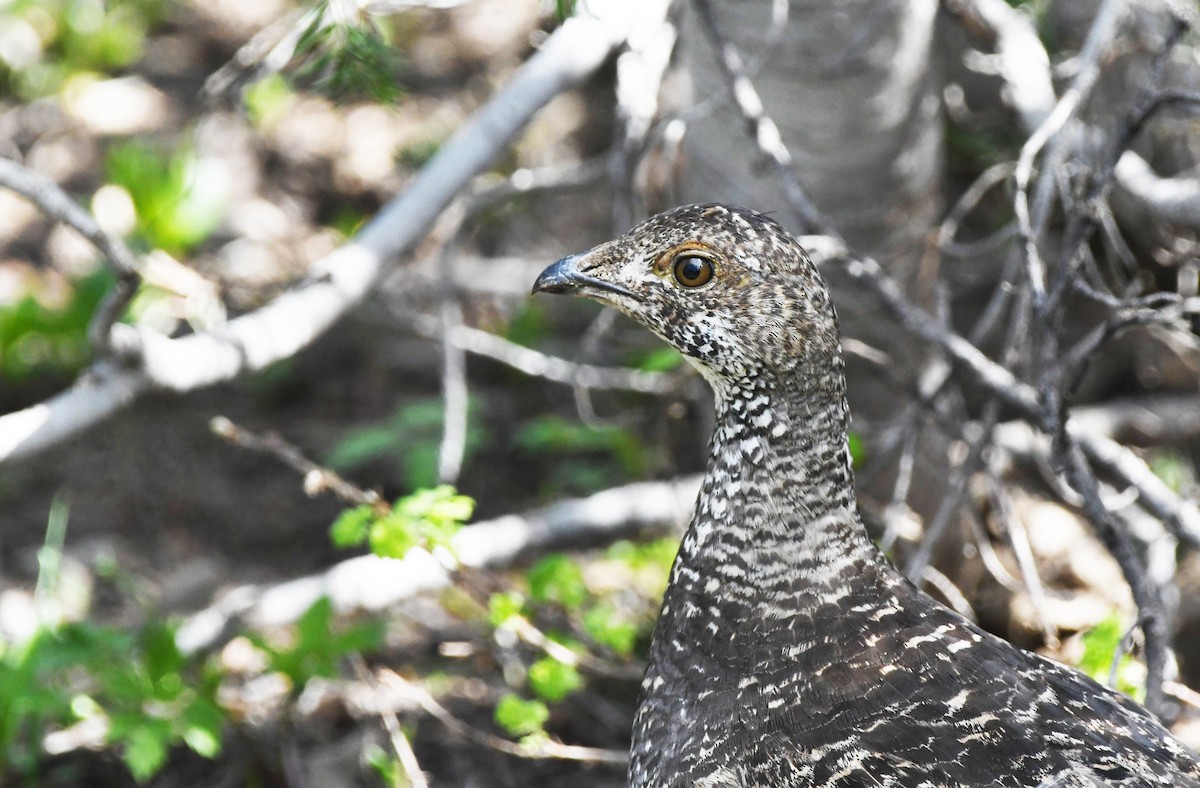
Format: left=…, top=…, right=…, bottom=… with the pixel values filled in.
left=0, top=268, right=112, bottom=382
left=0, top=0, right=169, bottom=99
left=487, top=591, right=527, bottom=628
left=630, top=346, right=686, bottom=372
left=106, top=141, right=228, bottom=256
left=526, top=554, right=587, bottom=609
left=847, top=431, right=866, bottom=469
left=242, top=72, right=294, bottom=130
left=516, top=415, right=649, bottom=494
left=365, top=743, right=404, bottom=787
left=553, top=0, right=577, bottom=20
left=503, top=302, right=552, bottom=348
left=251, top=597, right=384, bottom=690
left=292, top=3, right=403, bottom=103
left=493, top=694, right=548, bottom=738
left=0, top=621, right=224, bottom=781
left=327, top=398, right=487, bottom=490
left=331, top=485, right=475, bottom=560
left=1078, top=612, right=1144, bottom=701
left=582, top=603, right=638, bottom=657
left=527, top=657, right=582, bottom=702
left=1149, top=450, right=1194, bottom=495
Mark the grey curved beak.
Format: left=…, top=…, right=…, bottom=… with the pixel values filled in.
left=531, top=254, right=638, bottom=300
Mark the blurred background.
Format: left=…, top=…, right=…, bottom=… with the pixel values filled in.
left=0, top=0, right=1199, bottom=785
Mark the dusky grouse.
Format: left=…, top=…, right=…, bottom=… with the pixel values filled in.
left=531, top=204, right=1200, bottom=788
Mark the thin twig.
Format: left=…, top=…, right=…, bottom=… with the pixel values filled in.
left=1012, top=0, right=1126, bottom=307
left=435, top=202, right=471, bottom=486
left=209, top=416, right=385, bottom=511
left=176, top=474, right=700, bottom=653
left=351, top=656, right=430, bottom=788
left=405, top=314, right=682, bottom=395
left=986, top=470, right=1060, bottom=650
left=378, top=669, right=629, bottom=765
left=504, top=616, right=643, bottom=681
left=937, top=162, right=1017, bottom=253
left=921, top=566, right=976, bottom=623
left=610, top=6, right=678, bottom=229
left=0, top=157, right=142, bottom=357
left=691, top=0, right=830, bottom=234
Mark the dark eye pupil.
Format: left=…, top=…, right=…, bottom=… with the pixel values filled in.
left=674, top=255, right=712, bottom=287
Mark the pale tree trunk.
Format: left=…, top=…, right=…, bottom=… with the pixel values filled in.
left=677, top=0, right=943, bottom=280
left=675, top=0, right=953, bottom=567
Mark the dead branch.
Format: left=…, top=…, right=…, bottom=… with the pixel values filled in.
left=610, top=1, right=678, bottom=229
left=377, top=669, right=629, bottom=765
left=351, top=656, right=430, bottom=788
left=209, top=416, right=386, bottom=510
left=175, top=474, right=700, bottom=653
left=0, top=157, right=141, bottom=356
left=0, top=0, right=671, bottom=467
left=404, top=315, right=683, bottom=395
left=954, top=0, right=1200, bottom=231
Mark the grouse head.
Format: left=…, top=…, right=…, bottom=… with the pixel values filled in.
left=532, top=204, right=840, bottom=390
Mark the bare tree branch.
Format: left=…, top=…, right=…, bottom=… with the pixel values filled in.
left=404, top=314, right=683, bottom=395
left=378, top=669, right=629, bottom=765
left=175, top=474, right=700, bottom=653
left=0, top=0, right=671, bottom=467
left=0, top=157, right=142, bottom=356
left=955, top=0, right=1200, bottom=231
left=210, top=416, right=386, bottom=510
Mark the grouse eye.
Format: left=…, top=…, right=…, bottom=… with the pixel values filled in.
left=673, top=255, right=714, bottom=288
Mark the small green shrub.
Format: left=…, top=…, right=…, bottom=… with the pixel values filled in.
left=327, top=398, right=487, bottom=490
left=493, top=694, right=548, bottom=738
left=105, top=141, right=228, bottom=256
left=331, top=485, right=475, bottom=560
left=251, top=597, right=384, bottom=690
left=293, top=4, right=403, bottom=103
left=0, top=620, right=224, bottom=782
left=0, top=268, right=111, bottom=382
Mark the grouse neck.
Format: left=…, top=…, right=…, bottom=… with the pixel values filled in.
left=672, top=365, right=882, bottom=608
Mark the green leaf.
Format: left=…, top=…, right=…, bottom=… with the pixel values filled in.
left=488, top=591, right=526, bottom=628
left=363, top=486, right=474, bottom=560
left=527, top=555, right=588, bottom=609
left=119, top=718, right=171, bottom=782
left=326, top=426, right=398, bottom=472
left=847, top=432, right=866, bottom=470
left=632, top=346, right=685, bottom=372
left=243, top=73, right=293, bottom=129
left=105, top=142, right=227, bottom=255
left=330, top=505, right=376, bottom=548
left=1149, top=450, right=1193, bottom=494
left=1079, top=613, right=1124, bottom=677
left=503, top=303, right=551, bottom=347
left=365, top=743, right=403, bottom=786
left=1078, top=612, right=1143, bottom=700
left=142, top=621, right=183, bottom=694
left=326, top=398, right=487, bottom=489
left=516, top=415, right=647, bottom=481
left=583, top=604, right=638, bottom=657
left=180, top=698, right=223, bottom=758
left=293, top=10, right=403, bottom=104
left=528, top=658, right=582, bottom=702
left=493, top=694, right=548, bottom=737
left=554, top=0, right=577, bottom=20
left=297, top=597, right=334, bottom=648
